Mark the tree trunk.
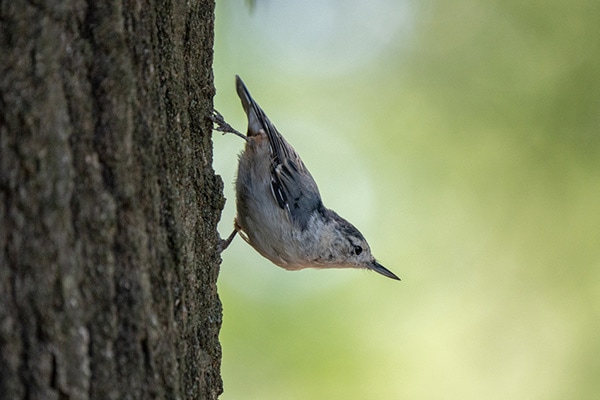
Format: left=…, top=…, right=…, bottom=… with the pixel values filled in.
left=0, top=1, right=224, bottom=399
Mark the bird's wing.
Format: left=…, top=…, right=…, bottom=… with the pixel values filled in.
left=236, top=76, right=322, bottom=229
left=269, top=139, right=322, bottom=229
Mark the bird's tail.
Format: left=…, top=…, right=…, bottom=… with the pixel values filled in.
left=236, top=75, right=268, bottom=137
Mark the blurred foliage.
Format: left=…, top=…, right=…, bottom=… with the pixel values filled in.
left=212, top=0, right=600, bottom=398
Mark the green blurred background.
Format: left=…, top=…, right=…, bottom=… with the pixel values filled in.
left=212, top=0, right=600, bottom=398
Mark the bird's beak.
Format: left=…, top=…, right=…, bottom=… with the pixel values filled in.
left=369, top=261, right=400, bottom=281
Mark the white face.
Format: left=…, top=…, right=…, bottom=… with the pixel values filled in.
left=337, top=233, right=374, bottom=268
left=326, top=229, right=399, bottom=280
left=315, top=215, right=377, bottom=270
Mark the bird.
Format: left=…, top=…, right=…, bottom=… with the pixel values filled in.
left=212, top=75, right=399, bottom=281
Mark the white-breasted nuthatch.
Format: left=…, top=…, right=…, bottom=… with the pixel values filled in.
left=213, top=76, right=399, bottom=280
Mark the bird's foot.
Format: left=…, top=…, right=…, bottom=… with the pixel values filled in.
left=211, top=110, right=247, bottom=141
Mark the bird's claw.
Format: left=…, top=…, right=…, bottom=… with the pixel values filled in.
left=211, top=110, right=247, bottom=141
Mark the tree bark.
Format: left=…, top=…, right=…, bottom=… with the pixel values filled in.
left=0, top=1, right=224, bottom=399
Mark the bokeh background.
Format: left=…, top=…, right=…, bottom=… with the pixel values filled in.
left=212, top=0, right=600, bottom=398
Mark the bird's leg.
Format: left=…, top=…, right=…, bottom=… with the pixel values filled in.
left=218, top=219, right=241, bottom=253
left=218, top=229, right=237, bottom=253
left=211, top=109, right=247, bottom=141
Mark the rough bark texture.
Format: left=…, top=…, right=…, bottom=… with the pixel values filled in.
left=0, top=0, right=224, bottom=399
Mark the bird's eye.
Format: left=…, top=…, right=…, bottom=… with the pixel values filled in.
left=353, top=245, right=363, bottom=256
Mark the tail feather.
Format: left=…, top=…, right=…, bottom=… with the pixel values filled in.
left=236, top=75, right=264, bottom=136
left=235, top=75, right=293, bottom=164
